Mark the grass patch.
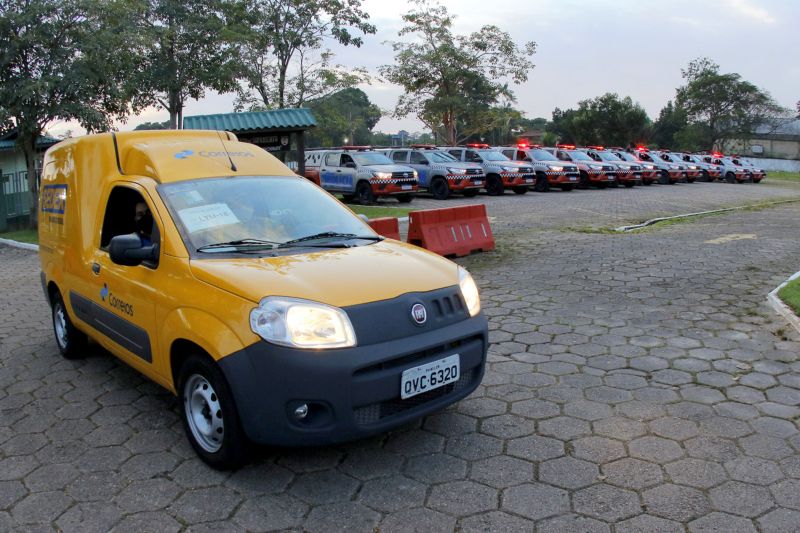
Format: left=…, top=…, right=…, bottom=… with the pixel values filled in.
left=779, top=277, right=800, bottom=317
left=0, top=228, right=38, bottom=244
left=765, top=171, right=800, bottom=182
left=345, top=204, right=413, bottom=219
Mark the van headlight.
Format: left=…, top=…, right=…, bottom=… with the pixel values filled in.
left=250, top=297, right=356, bottom=349
left=458, top=267, right=481, bottom=317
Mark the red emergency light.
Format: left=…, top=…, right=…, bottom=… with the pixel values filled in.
left=711, top=152, right=723, bottom=157
left=586, top=145, right=605, bottom=150
left=556, top=144, right=576, bottom=149
left=517, top=142, right=529, bottom=149
left=465, top=143, right=490, bottom=149
left=636, top=146, right=647, bottom=151
left=410, top=144, right=437, bottom=149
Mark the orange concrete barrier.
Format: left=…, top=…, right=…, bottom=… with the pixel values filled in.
left=407, top=205, right=494, bottom=257
left=368, top=217, right=401, bottom=240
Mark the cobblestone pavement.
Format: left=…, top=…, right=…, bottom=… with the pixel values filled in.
left=2, top=185, right=800, bottom=532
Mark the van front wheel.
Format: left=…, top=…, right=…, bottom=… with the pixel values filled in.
left=178, top=355, right=249, bottom=470
left=52, top=292, right=87, bottom=359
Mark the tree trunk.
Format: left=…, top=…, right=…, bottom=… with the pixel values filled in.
left=22, top=132, right=39, bottom=230
left=168, top=90, right=182, bottom=129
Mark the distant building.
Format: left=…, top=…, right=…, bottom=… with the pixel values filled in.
left=0, top=130, right=60, bottom=229
left=724, top=119, right=800, bottom=160
left=517, top=129, right=545, bottom=145
left=391, top=130, right=409, bottom=147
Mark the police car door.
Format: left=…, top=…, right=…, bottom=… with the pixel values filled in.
left=408, top=150, right=430, bottom=186
left=320, top=152, right=344, bottom=191
left=84, top=183, right=160, bottom=373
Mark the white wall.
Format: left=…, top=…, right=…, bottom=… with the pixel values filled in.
left=746, top=157, right=800, bottom=172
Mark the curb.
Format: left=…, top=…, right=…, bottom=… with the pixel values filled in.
left=0, top=237, right=39, bottom=251
left=767, top=270, right=800, bottom=335
left=614, top=199, right=800, bottom=232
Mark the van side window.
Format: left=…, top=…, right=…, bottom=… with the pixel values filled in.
left=325, top=153, right=339, bottom=166
left=447, top=149, right=462, bottom=159
left=557, top=152, right=570, bottom=161
left=100, top=187, right=159, bottom=260
left=340, top=154, right=355, bottom=167
left=465, top=151, right=482, bottom=163
left=409, top=151, right=426, bottom=164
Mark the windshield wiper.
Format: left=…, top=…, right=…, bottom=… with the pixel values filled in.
left=278, top=232, right=383, bottom=248
left=197, top=239, right=282, bottom=253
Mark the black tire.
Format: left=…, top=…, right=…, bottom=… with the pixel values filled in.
left=658, top=170, right=670, bottom=185
left=643, top=179, right=653, bottom=186
left=396, top=194, right=414, bottom=203
left=462, top=189, right=479, bottom=198
left=560, top=184, right=573, bottom=192
left=746, top=172, right=754, bottom=183
left=534, top=173, right=550, bottom=193
left=51, top=291, right=87, bottom=359
left=342, top=194, right=355, bottom=203
left=700, top=170, right=711, bottom=182
left=597, top=182, right=608, bottom=189
left=687, top=177, right=696, bottom=183
left=578, top=171, right=590, bottom=190
left=725, top=172, right=736, bottom=184
left=512, top=186, right=528, bottom=195
left=486, top=175, right=504, bottom=196
left=623, top=182, right=635, bottom=188
left=178, top=354, right=250, bottom=470
left=430, top=177, right=450, bottom=200
left=355, top=181, right=375, bottom=204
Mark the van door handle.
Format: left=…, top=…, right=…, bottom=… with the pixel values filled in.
left=91, top=262, right=101, bottom=275
left=336, top=169, right=341, bottom=173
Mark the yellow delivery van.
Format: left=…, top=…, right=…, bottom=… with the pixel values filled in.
left=38, top=130, right=488, bottom=469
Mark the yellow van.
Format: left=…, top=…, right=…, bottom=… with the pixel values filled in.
left=39, top=130, right=488, bottom=469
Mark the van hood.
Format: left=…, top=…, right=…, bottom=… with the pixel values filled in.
left=368, top=164, right=415, bottom=174
left=189, top=240, right=460, bottom=308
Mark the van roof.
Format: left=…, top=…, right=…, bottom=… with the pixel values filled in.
left=46, top=130, right=296, bottom=184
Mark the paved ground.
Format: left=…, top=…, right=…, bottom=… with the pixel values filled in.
left=2, top=182, right=800, bottom=532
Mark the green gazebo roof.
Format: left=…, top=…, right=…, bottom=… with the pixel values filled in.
left=183, top=108, right=317, bottom=133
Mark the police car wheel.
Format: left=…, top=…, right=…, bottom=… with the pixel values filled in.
left=430, top=177, right=450, bottom=200
left=700, top=171, right=711, bottom=182
left=659, top=171, right=670, bottom=185
left=512, top=186, right=528, bottom=195
left=397, top=194, right=414, bottom=203
left=725, top=172, right=736, bottom=184
left=643, top=180, right=653, bottom=186
left=624, top=182, right=635, bottom=188
left=559, top=185, right=573, bottom=192
left=179, top=355, right=249, bottom=470
left=533, top=175, right=549, bottom=193
left=578, top=171, right=589, bottom=189
left=356, top=181, right=375, bottom=205
left=486, top=175, right=504, bottom=196
left=597, top=182, right=608, bottom=189
left=51, top=292, right=87, bottom=359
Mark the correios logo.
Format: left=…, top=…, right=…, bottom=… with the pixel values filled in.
left=101, top=283, right=134, bottom=316
left=174, top=149, right=255, bottom=159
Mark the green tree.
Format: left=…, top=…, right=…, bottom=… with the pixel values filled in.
left=235, top=0, right=375, bottom=110
left=381, top=0, right=535, bottom=145
left=675, top=57, right=786, bottom=151
left=305, top=88, right=381, bottom=146
left=133, top=120, right=170, bottom=130
left=548, top=94, right=649, bottom=146
left=651, top=101, right=687, bottom=149
left=0, top=0, right=139, bottom=228
left=136, top=0, right=244, bottom=128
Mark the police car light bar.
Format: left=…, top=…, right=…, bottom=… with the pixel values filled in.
left=465, top=143, right=490, bottom=148
left=556, top=144, right=576, bottom=149
left=410, top=144, right=437, bottom=149
left=586, top=145, right=605, bottom=150
left=338, top=145, right=372, bottom=151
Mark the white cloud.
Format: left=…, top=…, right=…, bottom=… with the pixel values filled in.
left=726, top=0, right=776, bottom=23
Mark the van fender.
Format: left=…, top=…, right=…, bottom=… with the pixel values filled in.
left=160, top=308, right=250, bottom=388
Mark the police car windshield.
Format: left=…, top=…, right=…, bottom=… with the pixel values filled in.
left=478, top=150, right=509, bottom=161
left=567, top=151, right=594, bottom=162
left=596, top=152, right=621, bottom=162
left=530, top=149, right=558, bottom=161
left=428, top=151, right=457, bottom=163
left=616, top=152, right=638, bottom=162
left=352, top=153, right=393, bottom=166
left=159, top=176, right=372, bottom=254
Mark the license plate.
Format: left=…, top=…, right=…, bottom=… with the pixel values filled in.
left=525, top=178, right=533, bottom=183
left=401, top=185, right=412, bottom=190
left=473, top=181, right=482, bottom=186
left=401, top=354, right=460, bottom=399
left=570, top=177, right=577, bottom=181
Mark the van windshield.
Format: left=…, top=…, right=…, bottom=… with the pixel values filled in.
left=428, top=151, right=458, bottom=162
left=159, top=176, right=373, bottom=254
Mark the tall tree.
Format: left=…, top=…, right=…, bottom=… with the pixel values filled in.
left=236, top=0, right=375, bottom=110
left=0, top=0, right=139, bottom=228
left=305, top=88, right=381, bottom=146
left=548, top=94, right=649, bottom=146
left=381, top=0, right=536, bottom=145
left=136, top=0, right=244, bottom=128
left=651, top=101, right=687, bottom=149
left=675, top=57, right=786, bottom=151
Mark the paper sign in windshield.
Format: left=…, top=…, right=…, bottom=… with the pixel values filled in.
left=179, top=203, right=240, bottom=233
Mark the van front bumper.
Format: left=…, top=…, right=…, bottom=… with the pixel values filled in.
left=219, top=312, right=488, bottom=447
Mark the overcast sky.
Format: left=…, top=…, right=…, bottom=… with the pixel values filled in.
left=49, top=0, right=800, bottom=137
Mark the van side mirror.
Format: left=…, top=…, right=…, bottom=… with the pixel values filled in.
left=109, top=233, right=158, bottom=266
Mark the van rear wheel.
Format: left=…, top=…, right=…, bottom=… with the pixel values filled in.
left=51, top=292, right=87, bottom=359
left=178, top=354, right=249, bottom=470
left=486, top=175, right=504, bottom=196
